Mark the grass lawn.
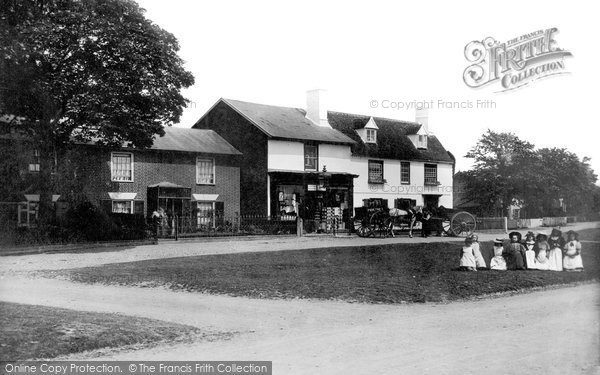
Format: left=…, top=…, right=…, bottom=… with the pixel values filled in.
left=52, top=229, right=600, bottom=304
left=0, top=302, right=227, bottom=360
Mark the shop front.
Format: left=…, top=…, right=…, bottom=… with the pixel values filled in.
left=268, top=170, right=357, bottom=233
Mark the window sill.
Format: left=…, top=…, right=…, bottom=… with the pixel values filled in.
left=368, top=180, right=386, bottom=185
left=111, top=180, right=134, bottom=183
left=197, top=183, right=216, bottom=186
left=424, top=181, right=440, bottom=186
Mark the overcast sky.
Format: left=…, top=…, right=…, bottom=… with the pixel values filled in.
left=136, top=0, right=599, bottom=179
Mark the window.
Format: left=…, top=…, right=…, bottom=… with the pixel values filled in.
left=17, top=201, right=38, bottom=227
left=196, top=201, right=224, bottom=228
left=304, top=144, right=318, bottom=171
left=28, top=150, right=40, bottom=172
left=196, top=158, right=215, bottom=184
left=368, top=160, right=384, bottom=184
left=111, top=152, right=133, bottom=182
left=424, top=164, right=438, bottom=185
left=417, top=135, right=428, bottom=149
left=366, top=129, right=377, bottom=143
left=400, top=162, right=410, bottom=184
left=112, top=201, right=133, bottom=214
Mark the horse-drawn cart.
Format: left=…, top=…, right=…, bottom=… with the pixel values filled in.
left=352, top=199, right=476, bottom=238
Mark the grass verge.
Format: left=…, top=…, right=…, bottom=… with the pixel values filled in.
left=0, top=302, right=228, bottom=360
left=48, top=229, right=600, bottom=304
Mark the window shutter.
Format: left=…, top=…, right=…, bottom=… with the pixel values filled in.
left=134, top=201, right=145, bottom=215
left=101, top=200, right=112, bottom=213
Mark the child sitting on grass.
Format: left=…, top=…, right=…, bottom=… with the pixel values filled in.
left=490, top=238, right=507, bottom=270
left=468, top=234, right=487, bottom=269
left=533, top=232, right=550, bottom=270
left=523, top=231, right=537, bottom=269
left=563, top=230, right=583, bottom=272
left=459, top=237, right=477, bottom=271
left=506, top=231, right=526, bottom=270
left=547, top=228, right=564, bottom=271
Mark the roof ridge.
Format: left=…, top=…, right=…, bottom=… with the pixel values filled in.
left=328, top=110, right=421, bottom=126
left=223, top=98, right=303, bottom=112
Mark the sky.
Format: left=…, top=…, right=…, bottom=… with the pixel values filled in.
left=136, top=0, right=599, bottom=178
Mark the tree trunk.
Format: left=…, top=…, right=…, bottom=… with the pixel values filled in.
left=37, top=142, right=55, bottom=225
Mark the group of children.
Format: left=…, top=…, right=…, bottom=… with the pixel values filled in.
left=459, top=228, right=584, bottom=272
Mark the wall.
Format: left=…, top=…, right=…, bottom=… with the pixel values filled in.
left=194, top=101, right=269, bottom=215
left=348, top=157, right=453, bottom=209
left=78, top=148, right=240, bottom=218
left=267, top=140, right=352, bottom=173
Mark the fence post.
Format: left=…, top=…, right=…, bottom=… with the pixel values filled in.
left=175, top=216, right=178, bottom=241
left=297, top=217, right=303, bottom=237
left=503, top=216, right=508, bottom=233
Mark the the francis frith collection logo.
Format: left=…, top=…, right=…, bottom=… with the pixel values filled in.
left=463, top=28, right=572, bottom=92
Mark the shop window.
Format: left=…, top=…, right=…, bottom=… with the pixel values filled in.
left=400, top=162, right=410, bottom=184
left=18, top=201, right=39, bottom=227
left=304, top=144, right=318, bottom=171
left=196, top=158, right=215, bottom=184
left=368, top=160, right=384, bottom=184
left=196, top=201, right=224, bottom=228
left=112, top=201, right=133, bottom=214
left=424, top=164, right=438, bottom=185
left=111, top=152, right=133, bottom=182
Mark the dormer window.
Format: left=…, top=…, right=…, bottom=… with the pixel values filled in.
left=366, top=129, right=377, bottom=143
left=357, top=117, right=379, bottom=144
left=417, top=134, right=428, bottom=149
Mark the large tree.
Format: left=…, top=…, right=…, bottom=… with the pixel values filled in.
left=463, top=130, right=598, bottom=217
left=463, top=130, right=535, bottom=216
left=0, top=0, right=194, bottom=221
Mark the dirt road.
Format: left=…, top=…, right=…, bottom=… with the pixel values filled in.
left=1, top=276, right=598, bottom=374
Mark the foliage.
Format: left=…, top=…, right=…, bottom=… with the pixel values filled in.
left=463, top=130, right=598, bottom=217
left=0, top=0, right=194, bottom=219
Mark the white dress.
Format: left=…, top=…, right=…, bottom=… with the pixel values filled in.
left=460, top=246, right=476, bottom=268
left=534, top=246, right=550, bottom=270
left=563, top=241, right=583, bottom=270
left=524, top=244, right=537, bottom=269
left=547, top=246, right=563, bottom=271
left=490, top=246, right=507, bottom=270
left=472, top=242, right=487, bottom=268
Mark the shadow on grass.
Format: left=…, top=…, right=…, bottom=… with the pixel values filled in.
left=49, top=236, right=600, bottom=304
left=0, top=302, right=231, bottom=360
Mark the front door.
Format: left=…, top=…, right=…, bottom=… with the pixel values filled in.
left=422, top=195, right=439, bottom=209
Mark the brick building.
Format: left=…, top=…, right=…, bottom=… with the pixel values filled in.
left=1, top=126, right=241, bottom=228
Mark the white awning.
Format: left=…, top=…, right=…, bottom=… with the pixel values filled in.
left=192, top=194, right=219, bottom=201
left=107, top=192, right=138, bottom=200
left=24, top=194, right=61, bottom=202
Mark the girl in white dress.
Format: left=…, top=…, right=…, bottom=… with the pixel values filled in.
left=523, top=232, right=537, bottom=270
left=533, top=232, right=550, bottom=270
left=563, top=230, right=583, bottom=272
left=547, top=228, right=564, bottom=271
left=469, top=234, right=487, bottom=269
left=490, top=238, right=507, bottom=270
left=459, top=237, right=477, bottom=271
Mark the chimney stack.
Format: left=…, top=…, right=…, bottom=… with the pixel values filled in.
left=415, top=106, right=429, bottom=134
left=306, top=89, right=331, bottom=128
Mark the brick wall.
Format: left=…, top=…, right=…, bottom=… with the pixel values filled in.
left=76, top=147, right=240, bottom=218
left=193, top=101, right=269, bottom=215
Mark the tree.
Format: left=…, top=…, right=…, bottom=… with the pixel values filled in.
left=463, top=130, right=598, bottom=217
left=463, top=130, right=535, bottom=216
left=0, top=0, right=194, bottom=221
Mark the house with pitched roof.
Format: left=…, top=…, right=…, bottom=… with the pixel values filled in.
left=193, top=90, right=455, bottom=231
left=0, top=126, right=241, bottom=229
left=328, top=107, right=455, bottom=210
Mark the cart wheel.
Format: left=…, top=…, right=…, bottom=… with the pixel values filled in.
left=370, top=211, right=390, bottom=237
left=354, top=218, right=372, bottom=237
left=450, top=212, right=476, bottom=236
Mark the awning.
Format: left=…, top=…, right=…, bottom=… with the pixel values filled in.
left=148, top=181, right=187, bottom=188
left=192, top=194, right=219, bottom=201
left=107, top=192, right=138, bottom=200
left=24, top=194, right=61, bottom=202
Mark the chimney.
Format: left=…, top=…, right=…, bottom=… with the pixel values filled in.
left=306, top=89, right=331, bottom=128
left=415, top=106, right=429, bottom=134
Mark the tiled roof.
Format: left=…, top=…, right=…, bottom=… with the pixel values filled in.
left=221, top=99, right=356, bottom=145
left=327, top=111, right=454, bottom=163
left=151, top=127, right=241, bottom=155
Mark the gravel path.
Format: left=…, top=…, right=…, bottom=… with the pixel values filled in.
left=0, top=276, right=597, bottom=374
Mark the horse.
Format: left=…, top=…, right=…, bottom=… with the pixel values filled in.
left=386, top=207, right=419, bottom=238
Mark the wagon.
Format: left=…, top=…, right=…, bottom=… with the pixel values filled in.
left=352, top=200, right=476, bottom=237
